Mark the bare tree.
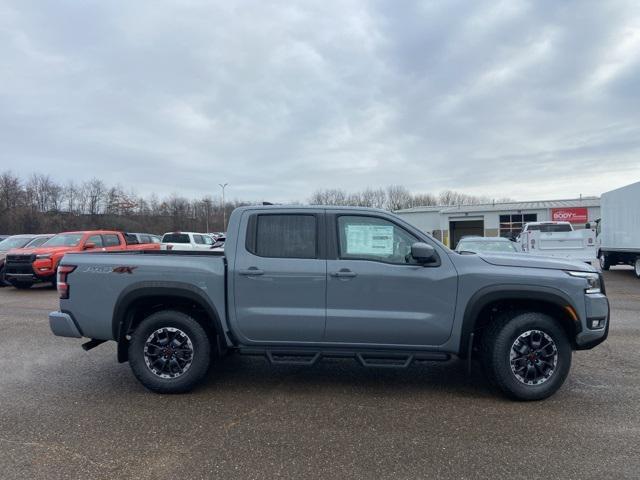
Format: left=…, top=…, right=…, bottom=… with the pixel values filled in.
left=85, top=178, right=106, bottom=216
left=0, top=171, right=21, bottom=211
left=386, top=185, right=413, bottom=211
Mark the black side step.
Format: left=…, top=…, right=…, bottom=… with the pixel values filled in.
left=356, top=352, right=414, bottom=368
left=240, top=347, right=451, bottom=368
left=265, top=350, right=321, bottom=366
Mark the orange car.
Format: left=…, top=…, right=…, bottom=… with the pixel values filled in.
left=4, top=230, right=159, bottom=289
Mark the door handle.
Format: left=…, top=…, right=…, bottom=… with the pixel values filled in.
left=330, top=269, right=357, bottom=278
left=239, top=267, right=265, bottom=276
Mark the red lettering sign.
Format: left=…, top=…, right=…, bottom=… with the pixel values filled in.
left=551, top=207, right=588, bottom=223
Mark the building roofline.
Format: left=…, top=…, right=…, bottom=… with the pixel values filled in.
left=395, top=196, right=600, bottom=214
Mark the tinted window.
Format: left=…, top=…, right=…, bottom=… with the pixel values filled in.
left=103, top=234, right=121, bottom=247
left=162, top=233, right=190, bottom=243
left=337, top=216, right=418, bottom=264
left=251, top=214, right=316, bottom=259
left=194, top=235, right=204, bottom=244
left=541, top=224, right=572, bottom=233
left=123, top=233, right=139, bottom=245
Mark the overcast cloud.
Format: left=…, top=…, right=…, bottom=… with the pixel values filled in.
left=1, top=0, right=639, bottom=203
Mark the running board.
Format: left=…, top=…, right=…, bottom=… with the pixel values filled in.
left=266, top=350, right=321, bottom=366
left=239, top=347, right=450, bottom=368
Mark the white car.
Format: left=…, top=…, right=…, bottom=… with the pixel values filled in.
left=160, top=232, right=215, bottom=251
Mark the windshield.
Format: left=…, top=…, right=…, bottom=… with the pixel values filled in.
left=24, top=236, right=51, bottom=248
left=0, top=236, right=34, bottom=251
left=457, top=240, right=518, bottom=253
left=42, top=233, right=84, bottom=247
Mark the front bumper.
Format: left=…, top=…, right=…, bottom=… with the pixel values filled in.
left=49, top=311, right=83, bottom=338
left=4, top=256, right=54, bottom=283
left=575, top=293, right=610, bottom=349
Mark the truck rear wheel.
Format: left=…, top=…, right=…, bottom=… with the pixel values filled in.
left=599, top=252, right=610, bottom=271
left=481, top=312, right=572, bottom=401
left=128, top=310, right=211, bottom=393
left=634, top=258, right=640, bottom=279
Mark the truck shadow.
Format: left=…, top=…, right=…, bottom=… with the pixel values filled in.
left=201, top=353, right=495, bottom=400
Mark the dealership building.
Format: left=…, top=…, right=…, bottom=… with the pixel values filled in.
left=396, top=197, right=601, bottom=248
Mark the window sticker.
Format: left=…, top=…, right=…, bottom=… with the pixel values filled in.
left=345, top=224, right=394, bottom=255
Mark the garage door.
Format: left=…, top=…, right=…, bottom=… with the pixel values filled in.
left=449, top=220, right=484, bottom=248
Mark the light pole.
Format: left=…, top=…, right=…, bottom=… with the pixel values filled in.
left=219, top=183, right=229, bottom=231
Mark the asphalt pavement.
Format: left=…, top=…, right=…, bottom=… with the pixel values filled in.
left=0, top=269, right=638, bottom=479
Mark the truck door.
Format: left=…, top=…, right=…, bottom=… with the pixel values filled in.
left=325, top=214, right=457, bottom=347
left=233, top=211, right=327, bottom=343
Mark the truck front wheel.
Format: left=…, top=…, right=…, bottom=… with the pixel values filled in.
left=481, top=312, right=572, bottom=401
left=128, top=310, right=211, bottom=393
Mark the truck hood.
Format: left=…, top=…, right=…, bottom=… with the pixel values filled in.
left=13, top=246, right=77, bottom=256
left=478, top=253, right=596, bottom=272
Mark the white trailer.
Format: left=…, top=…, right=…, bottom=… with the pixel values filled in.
left=597, top=181, right=640, bottom=278
left=518, top=222, right=597, bottom=262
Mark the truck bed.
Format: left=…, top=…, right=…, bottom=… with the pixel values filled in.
left=59, top=250, right=227, bottom=341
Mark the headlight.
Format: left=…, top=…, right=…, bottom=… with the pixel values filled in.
left=566, top=271, right=601, bottom=294
left=36, top=254, right=52, bottom=259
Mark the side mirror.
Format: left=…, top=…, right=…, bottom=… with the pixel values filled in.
left=83, top=242, right=96, bottom=250
left=411, top=242, right=436, bottom=263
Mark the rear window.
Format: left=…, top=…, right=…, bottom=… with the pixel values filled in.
left=162, top=233, right=190, bottom=244
left=528, top=224, right=573, bottom=233
left=247, top=214, right=317, bottom=259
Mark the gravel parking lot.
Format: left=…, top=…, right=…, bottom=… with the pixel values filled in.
left=0, top=269, right=639, bottom=480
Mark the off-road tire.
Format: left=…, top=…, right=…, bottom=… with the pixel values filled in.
left=481, top=311, right=572, bottom=401
left=128, top=310, right=211, bottom=394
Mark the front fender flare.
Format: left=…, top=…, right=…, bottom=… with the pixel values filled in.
left=458, top=284, right=582, bottom=356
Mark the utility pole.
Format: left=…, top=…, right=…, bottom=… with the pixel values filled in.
left=219, top=183, right=229, bottom=231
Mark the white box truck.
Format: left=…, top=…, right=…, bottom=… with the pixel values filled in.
left=597, top=181, right=640, bottom=278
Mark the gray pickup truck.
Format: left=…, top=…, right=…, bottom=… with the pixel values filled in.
left=49, top=206, right=610, bottom=400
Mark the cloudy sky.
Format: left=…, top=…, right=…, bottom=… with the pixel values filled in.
left=1, top=0, right=639, bottom=203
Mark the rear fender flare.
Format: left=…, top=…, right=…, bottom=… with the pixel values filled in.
left=113, top=281, right=226, bottom=362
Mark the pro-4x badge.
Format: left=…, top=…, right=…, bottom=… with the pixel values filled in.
left=112, top=266, right=137, bottom=274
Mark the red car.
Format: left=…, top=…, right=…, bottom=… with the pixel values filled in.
left=4, top=230, right=159, bottom=289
